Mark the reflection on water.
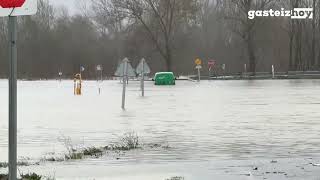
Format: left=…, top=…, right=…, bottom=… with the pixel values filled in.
left=0, top=79, right=320, bottom=178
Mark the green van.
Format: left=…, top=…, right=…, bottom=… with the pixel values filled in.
left=154, top=72, right=176, bottom=85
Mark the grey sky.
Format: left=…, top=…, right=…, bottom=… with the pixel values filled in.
left=49, top=0, right=77, bottom=13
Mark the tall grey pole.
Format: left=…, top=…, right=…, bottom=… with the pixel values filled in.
left=8, top=16, right=17, bottom=180
left=100, top=69, right=103, bottom=82
left=122, top=59, right=128, bottom=109
left=141, top=60, right=145, bottom=97
left=198, top=67, right=201, bottom=82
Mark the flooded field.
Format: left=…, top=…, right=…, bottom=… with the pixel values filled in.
left=0, top=79, right=320, bottom=179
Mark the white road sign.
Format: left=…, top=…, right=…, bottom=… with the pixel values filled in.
left=136, top=58, right=151, bottom=74
left=196, top=65, right=202, bottom=69
left=96, top=65, right=103, bottom=71
left=0, top=0, right=37, bottom=17
left=115, top=58, right=136, bottom=77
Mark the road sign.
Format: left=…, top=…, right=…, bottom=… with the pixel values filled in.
left=96, top=65, right=103, bottom=71
left=208, top=60, right=215, bottom=66
left=0, top=0, right=37, bottom=16
left=222, top=64, right=226, bottom=70
left=196, top=65, right=202, bottom=69
left=195, top=58, right=202, bottom=65
left=208, top=60, right=215, bottom=72
left=115, top=58, right=136, bottom=77
left=136, top=58, right=151, bottom=74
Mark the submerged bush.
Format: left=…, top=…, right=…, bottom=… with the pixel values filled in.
left=65, top=152, right=84, bottom=160
left=108, top=132, right=140, bottom=151
left=121, top=132, right=139, bottom=149
left=20, top=173, right=42, bottom=180
left=0, top=161, right=37, bottom=169
left=83, top=147, right=104, bottom=157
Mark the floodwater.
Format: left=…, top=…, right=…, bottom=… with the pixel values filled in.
left=0, top=79, right=320, bottom=179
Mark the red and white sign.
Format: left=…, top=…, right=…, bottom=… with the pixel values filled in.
left=208, top=60, right=216, bottom=67
left=0, top=0, right=37, bottom=16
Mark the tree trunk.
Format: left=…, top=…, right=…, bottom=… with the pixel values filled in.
left=165, top=42, right=172, bottom=72
left=247, top=34, right=256, bottom=75
left=289, top=34, right=293, bottom=71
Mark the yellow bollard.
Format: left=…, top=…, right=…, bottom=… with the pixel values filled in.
left=74, top=74, right=82, bottom=95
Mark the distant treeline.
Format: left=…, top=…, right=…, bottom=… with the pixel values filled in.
left=0, top=0, right=319, bottom=79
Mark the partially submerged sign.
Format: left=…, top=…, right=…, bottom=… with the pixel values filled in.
left=0, top=0, right=37, bottom=16
left=96, top=65, right=103, bottom=71
left=115, top=58, right=136, bottom=77
left=136, top=58, right=151, bottom=75
left=208, top=60, right=216, bottom=67
left=195, top=58, right=202, bottom=65
left=195, top=65, right=202, bottom=69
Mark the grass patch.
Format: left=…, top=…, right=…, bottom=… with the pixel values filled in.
left=0, top=172, right=54, bottom=180
left=20, top=172, right=42, bottom=180
left=106, top=132, right=140, bottom=151
left=65, top=152, right=84, bottom=160
left=0, top=161, right=39, bottom=169
left=41, top=156, right=64, bottom=162
left=83, top=147, right=104, bottom=157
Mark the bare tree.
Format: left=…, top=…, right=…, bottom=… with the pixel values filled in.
left=108, top=0, right=198, bottom=71
left=223, top=0, right=276, bottom=75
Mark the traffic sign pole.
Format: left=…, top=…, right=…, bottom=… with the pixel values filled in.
left=198, top=67, right=201, bottom=82
left=141, top=59, right=145, bottom=97
left=1, top=3, right=37, bottom=180
left=8, top=15, right=17, bottom=180
left=122, top=59, right=128, bottom=109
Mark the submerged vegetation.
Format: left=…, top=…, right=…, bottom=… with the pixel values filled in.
left=0, top=172, right=55, bottom=180
left=59, top=132, right=141, bottom=160
left=20, top=173, right=42, bottom=180
left=0, top=132, right=170, bottom=173
left=0, top=161, right=39, bottom=169
left=165, top=177, right=185, bottom=180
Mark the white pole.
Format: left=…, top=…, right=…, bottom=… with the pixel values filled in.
left=122, top=59, right=128, bottom=109
left=141, top=59, right=145, bottom=97
left=272, top=65, right=275, bottom=79
left=8, top=16, right=17, bottom=180
left=198, top=67, right=201, bottom=82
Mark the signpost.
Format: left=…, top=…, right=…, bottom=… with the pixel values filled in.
left=0, top=1, right=37, bottom=179
left=80, top=65, right=85, bottom=77
left=222, top=64, right=226, bottom=78
left=272, top=65, right=275, bottom=79
left=115, top=58, right=136, bottom=109
left=208, top=60, right=215, bottom=79
left=195, top=58, right=202, bottom=82
left=122, top=58, right=128, bottom=109
left=136, top=58, right=151, bottom=97
left=96, top=64, right=103, bottom=82
left=58, top=71, right=62, bottom=82
left=96, top=65, right=103, bottom=94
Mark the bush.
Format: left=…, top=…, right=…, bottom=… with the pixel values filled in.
left=20, top=173, right=42, bottom=180
left=83, top=147, right=104, bottom=157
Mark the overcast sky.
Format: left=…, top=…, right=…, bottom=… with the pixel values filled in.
left=49, top=0, right=77, bottom=14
